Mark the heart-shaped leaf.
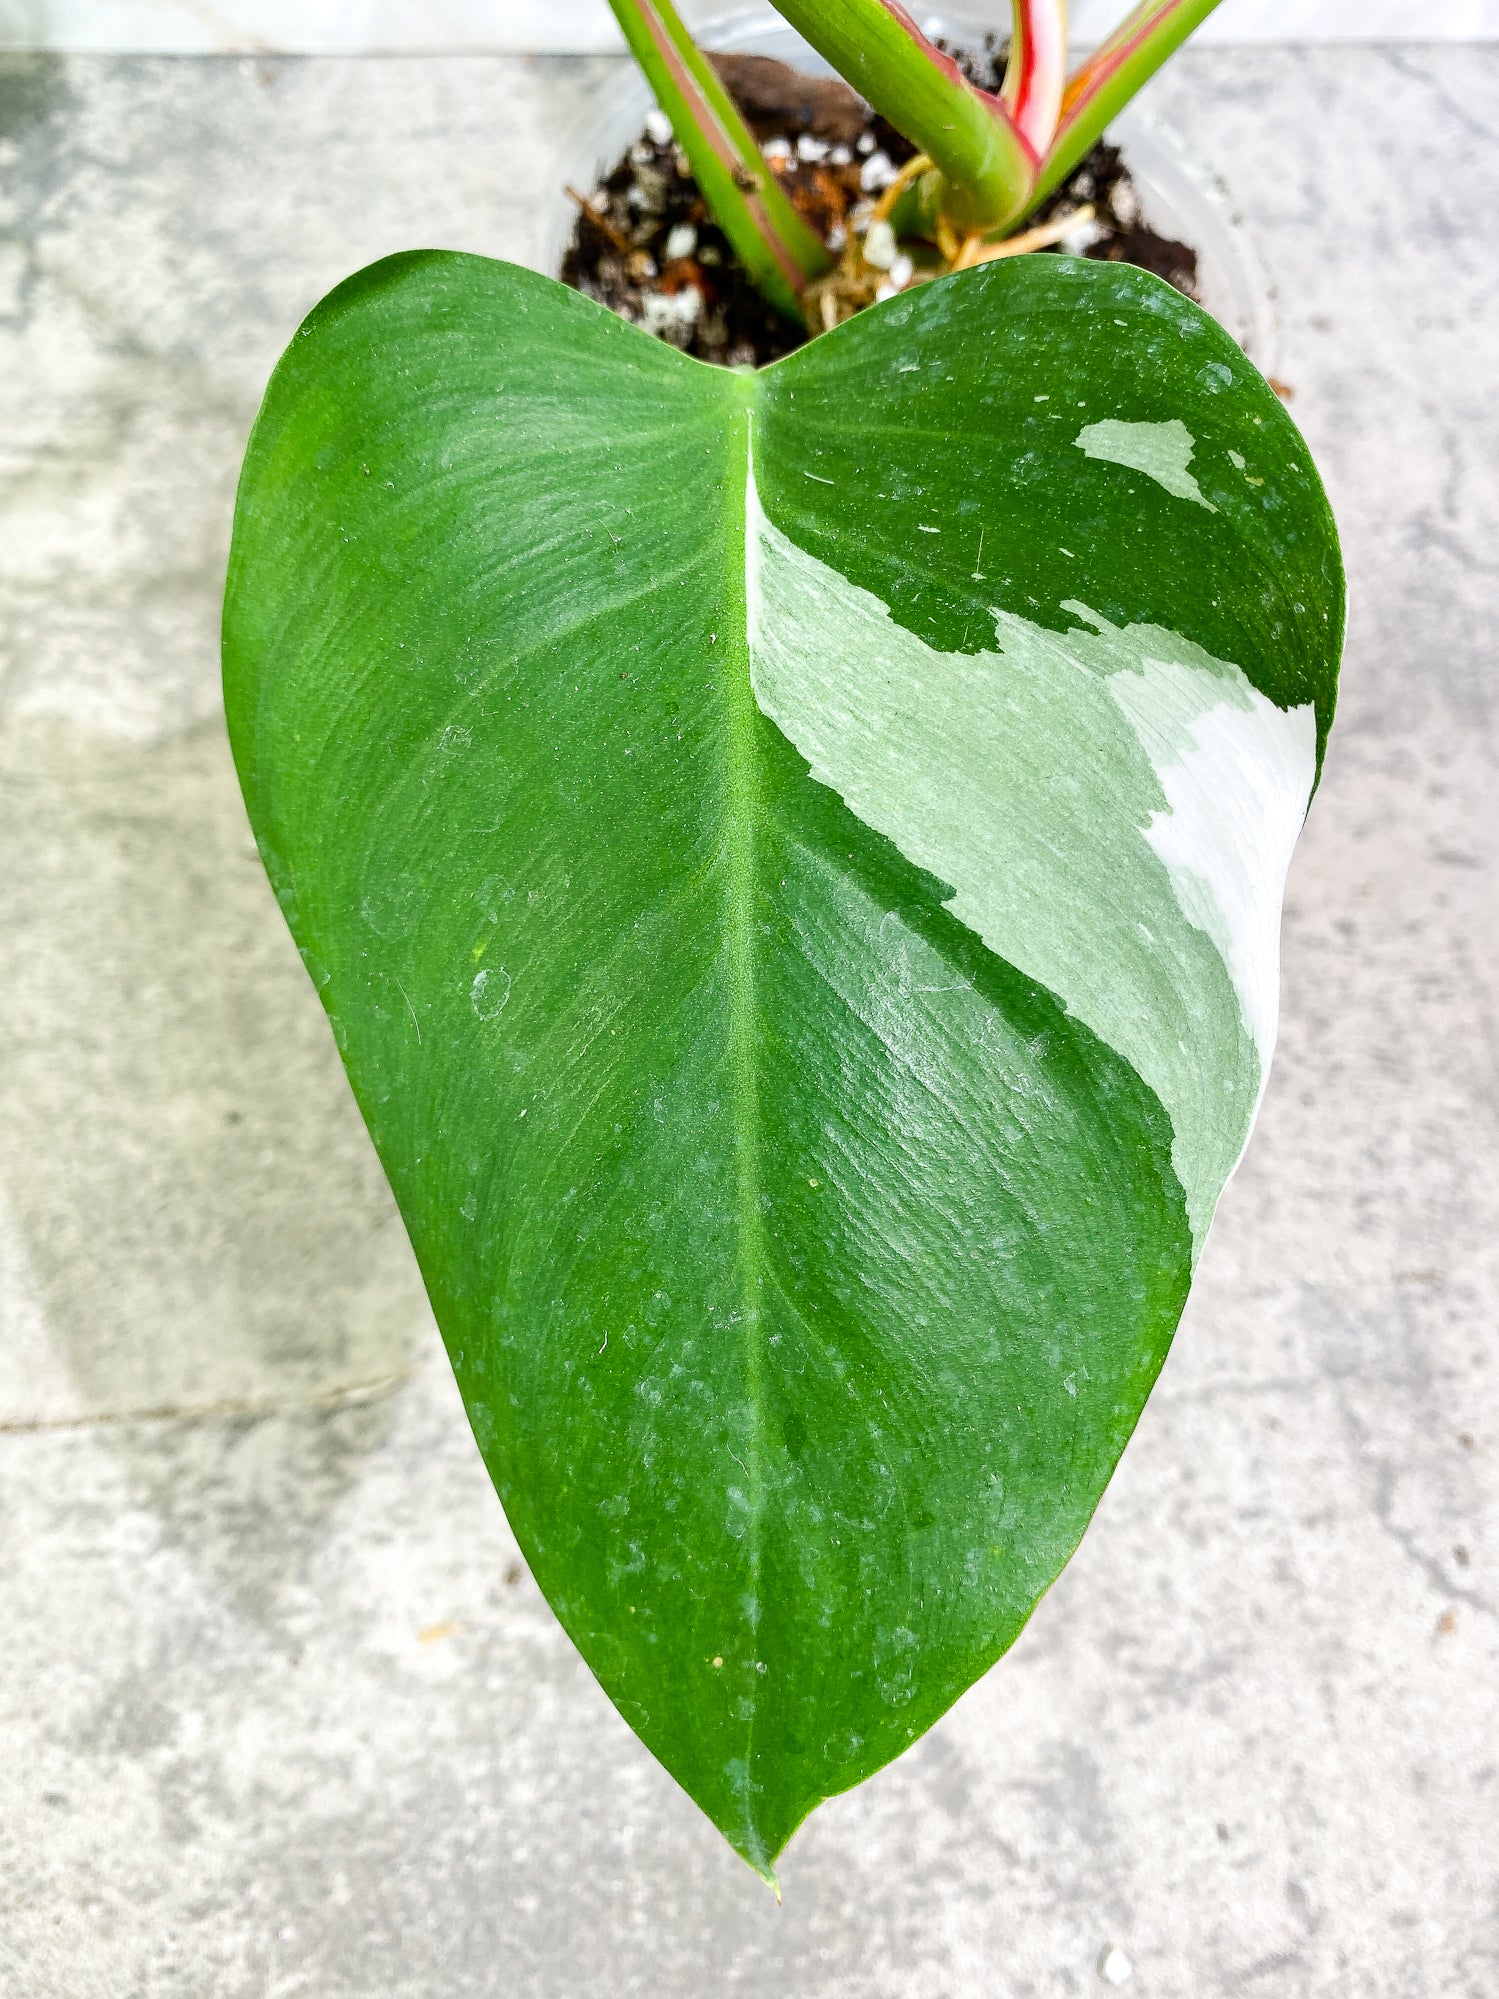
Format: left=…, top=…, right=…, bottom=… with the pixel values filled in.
left=224, top=254, right=1342, bottom=1878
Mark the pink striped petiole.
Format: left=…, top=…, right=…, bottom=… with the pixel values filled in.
left=1027, top=0, right=1227, bottom=211
left=605, top=0, right=1227, bottom=316
left=605, top=0, right=832, bottom=325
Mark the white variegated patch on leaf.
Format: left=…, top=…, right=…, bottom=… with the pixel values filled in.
left=749, top=469, right=1318, bottom=1248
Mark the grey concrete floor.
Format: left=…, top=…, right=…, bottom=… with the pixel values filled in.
left=0, top=43, right=1495, bottom=1999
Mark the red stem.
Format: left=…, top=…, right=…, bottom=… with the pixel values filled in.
left=1002, top=0, right=1068, bottom=160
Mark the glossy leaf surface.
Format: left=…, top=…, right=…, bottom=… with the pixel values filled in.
left=224, top=255, right=1342, bottom=1877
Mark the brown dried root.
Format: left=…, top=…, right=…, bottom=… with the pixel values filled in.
left=565, top=184, right=635, bottom=257
left=951, top=205, right=1097, bottom=271
left=801, top=199, right=1098, bottom=334
left=802, top=259, right=886, bottom=333
left=869, top=151, right=935, bottom=227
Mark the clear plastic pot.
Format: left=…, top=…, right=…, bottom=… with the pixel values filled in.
left=543, top=7, right=1280, bottom=374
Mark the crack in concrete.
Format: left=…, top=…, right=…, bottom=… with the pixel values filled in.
left=1382, top=48, right=1499, bottom=153
left=1301, top=1281, right=1499, bottom=1628
left=0, top=1367, right=413, bottom=1436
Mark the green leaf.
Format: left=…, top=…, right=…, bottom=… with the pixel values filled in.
left=224, top=254, right=1342, bottom=1880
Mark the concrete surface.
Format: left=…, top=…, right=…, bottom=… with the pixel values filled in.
left=0, top=43, right=1495, bottom=1999
left=6, top=0, right=1499, bottom=54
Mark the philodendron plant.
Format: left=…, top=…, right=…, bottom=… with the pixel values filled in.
left=224, top=0, right=1343, bottom=1886
left=608, top=0, right=1230, bottom=327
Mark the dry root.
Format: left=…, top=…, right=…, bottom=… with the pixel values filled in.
left=801, top=199, right=1098, bottom=336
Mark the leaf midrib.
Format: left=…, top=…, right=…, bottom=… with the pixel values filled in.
left=721, top=371, right=773, bottom=1869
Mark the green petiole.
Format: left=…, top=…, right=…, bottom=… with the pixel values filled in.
left=769, top=0, right=1042, bottom=232
left=605, top=0, right=832, bottom=325
left=1027, top=0, right=1228, bottom=212
left=607, top=0, right=1228, bottom=318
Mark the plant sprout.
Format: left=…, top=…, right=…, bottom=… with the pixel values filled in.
left=609, top=0, right=1225, bottom=328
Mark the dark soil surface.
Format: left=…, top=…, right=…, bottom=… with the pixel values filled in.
left=561, top=40, right=1199, bottom=368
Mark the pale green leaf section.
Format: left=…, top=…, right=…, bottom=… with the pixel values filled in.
left=746, top=466, right=1316, bottom=1251
left=1075, top=417, right=1218, bottom=513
